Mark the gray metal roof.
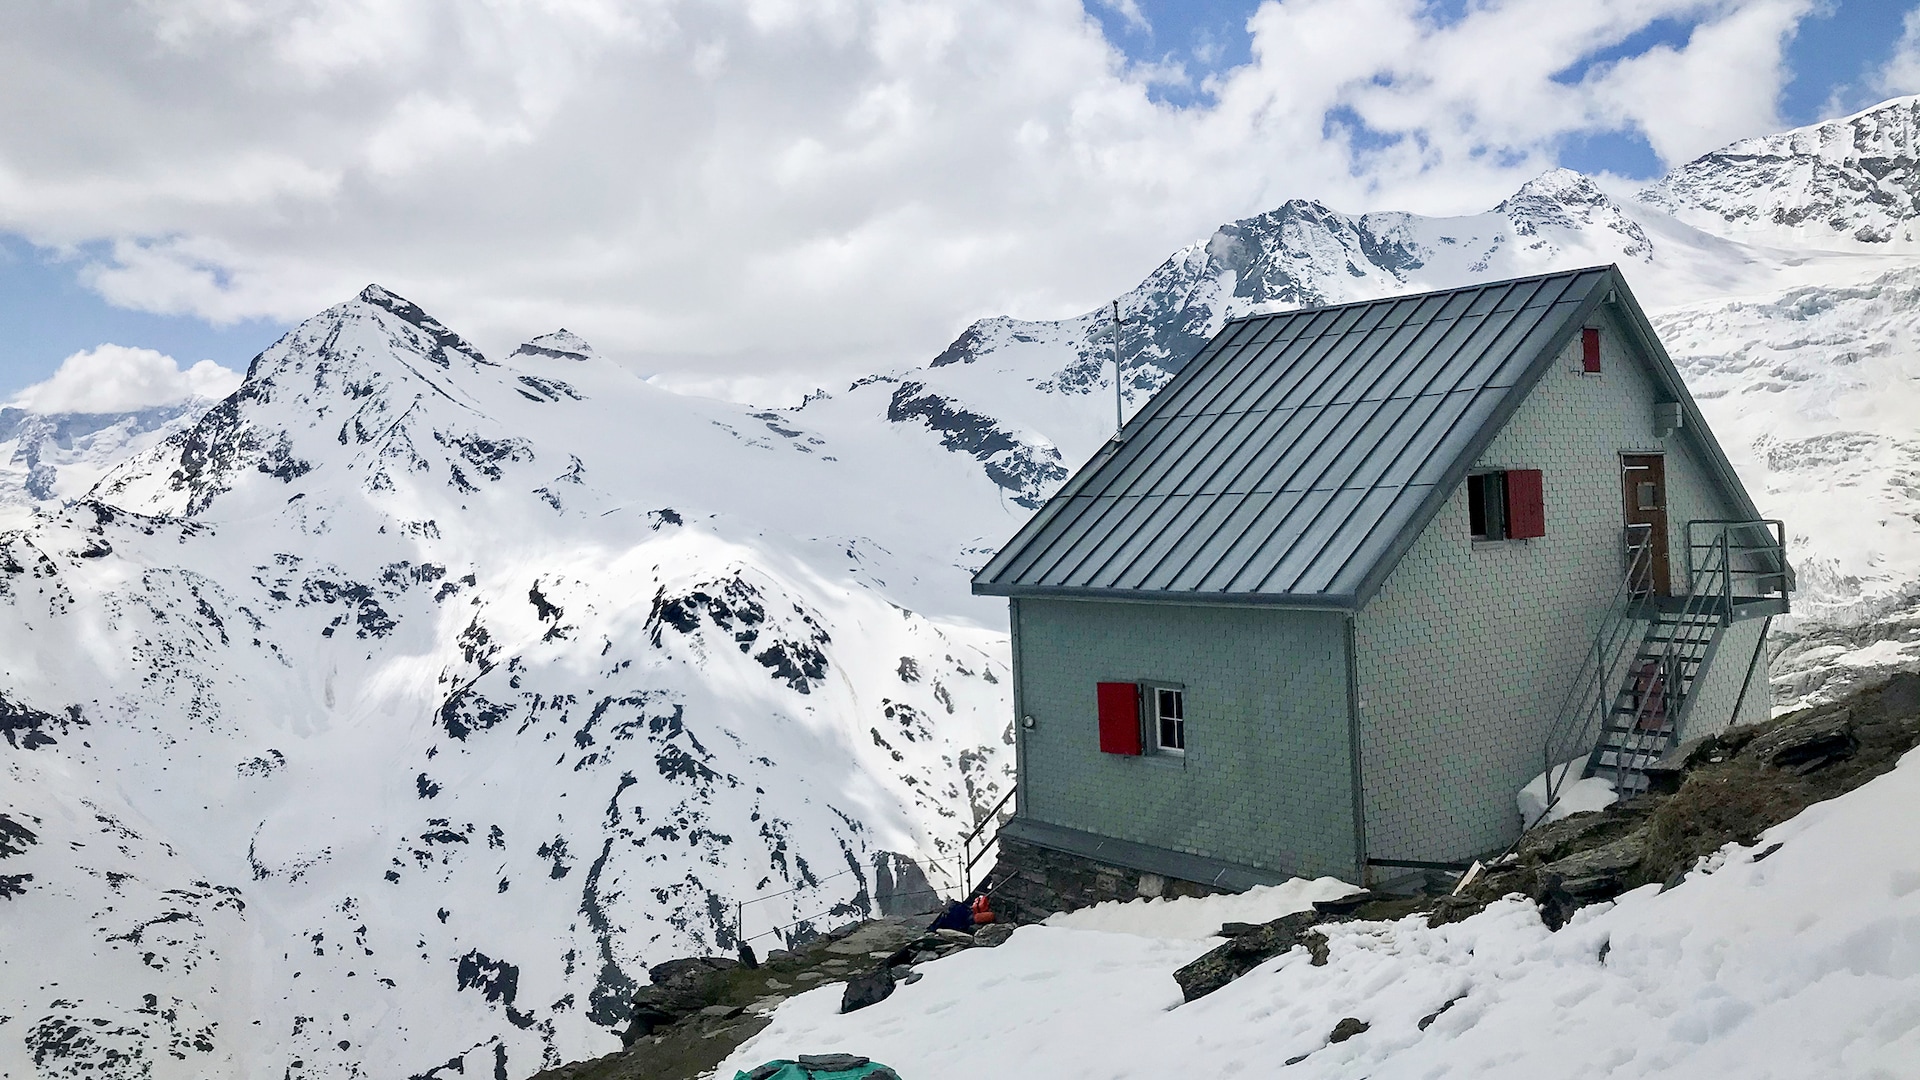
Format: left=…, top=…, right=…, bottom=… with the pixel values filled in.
left=973, top=265, right=1760, bottom=609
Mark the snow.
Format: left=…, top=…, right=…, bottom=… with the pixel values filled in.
left=1518, top=760, right=1619, bottom=828
left=1042, top=877, right=1363, bottom=940
left=723, top=750, right=1920, bottom=1079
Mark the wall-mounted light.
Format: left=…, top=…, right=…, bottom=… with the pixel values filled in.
left=1021, top=714, right=1036, bottom=730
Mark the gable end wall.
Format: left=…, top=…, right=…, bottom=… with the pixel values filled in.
left=1353, top=303, right=1760, bottom=864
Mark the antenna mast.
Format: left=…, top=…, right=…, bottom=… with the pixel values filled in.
left=1111, top=300, right=1125, bottom=435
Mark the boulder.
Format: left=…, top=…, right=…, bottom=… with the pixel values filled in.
left=1328, top=1017, right=1369, bottom=1044
left=839, top=969, right=895, bottom=1014
left=1173, top=910, right=1323, bottom=1002
left=1747, top=708, right=1855, bottom=772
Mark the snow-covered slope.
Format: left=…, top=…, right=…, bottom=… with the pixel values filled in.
left=719, top=747, right=1920, bottom=1079
left=5, top=96, right=1920, bottom=1079
left=0, top=289, right=1017, bottom=1078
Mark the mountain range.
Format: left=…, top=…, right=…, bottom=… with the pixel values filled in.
left=2, top=95, right=1918, bottom=1079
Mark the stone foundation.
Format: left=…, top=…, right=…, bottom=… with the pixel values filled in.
left=980, top=835, right=1233, bottom=924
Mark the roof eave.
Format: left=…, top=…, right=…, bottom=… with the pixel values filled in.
left=971, top=581, right=1361, bottom=611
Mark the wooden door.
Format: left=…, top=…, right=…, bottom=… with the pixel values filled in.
left=1621, top=454, right=1669, bottom=597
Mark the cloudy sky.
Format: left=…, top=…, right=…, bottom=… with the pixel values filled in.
left=1, top=0, right=1914, bottom=411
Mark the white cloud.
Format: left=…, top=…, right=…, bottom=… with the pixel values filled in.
left=1874, top=6, right=1920, bottom=97
left=0, top=0, right=1816, bottom=380
left=9, top=345, right=242, bottom=415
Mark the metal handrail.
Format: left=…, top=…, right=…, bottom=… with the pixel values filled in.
left=1686, top=519, right=1788, bottom=598
left=1597, top=534, right=1729, bottom=785
left=1541, top=532, right=1653, bottom=810
left=961, top=786, right=1017, bottom=893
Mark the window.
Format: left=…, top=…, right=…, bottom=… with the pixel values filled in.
left=1468, top=471, right=1507, bottom=540
left=1469, top=470, right=1545, bottom=541
left=1582, top=327, right=1602, bottom=373
left=1154, top=687, right=1185, bottom=753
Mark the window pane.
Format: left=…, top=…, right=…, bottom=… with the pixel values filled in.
left=1156, top=688, right=1184, bottom=750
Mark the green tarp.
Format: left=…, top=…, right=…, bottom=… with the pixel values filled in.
left=735, top=1053, right=900, bottom=1080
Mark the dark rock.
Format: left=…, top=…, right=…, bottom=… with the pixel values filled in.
left=1530, top=872, right=1580, bottom=932
left=1303, top=929, right=1332, bottom=966
left=974, top=922, right=1014, bottom=947
left=1417, top=993, right=1465, bottom=1030
left=1311, top=891, right=1380, bottom=917
left=1746, top=708, right=1854, bottom=770
left=738, top=943, right=758, bottom=970
left=1328, top=1017, right=1369, bottom=1044
left=1218, top=921, right=1262, bottom=937
left=1173, top=910, right=1323, bottom=1002
left=1752, top=841, right=1785, bottom=862
left=1538, top=833, right=1646, bottom=906
left=839, top=969, right=895, bottom=1014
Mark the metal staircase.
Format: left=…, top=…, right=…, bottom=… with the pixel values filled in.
left=1586, top=605, right=1726, bottom=795
left=1541, top=520, right=1788, bottom=815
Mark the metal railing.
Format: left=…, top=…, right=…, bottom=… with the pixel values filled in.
left=1686, top=519, right=1788, bottom=601
left=961, top=786, right=1017, bottom=895
left=1589, top=532, right=1730, bottom=788
left=1539, top=519, right=1787, bottom=815
left=1539, top=530, right=1654, bottom=811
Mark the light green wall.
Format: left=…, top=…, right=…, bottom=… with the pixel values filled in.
left=1354, top=305, right=1751, bottom=863
left=1009, top=304, right=1773, bottom=878
left=1012, top=598, right=1359, bottom=880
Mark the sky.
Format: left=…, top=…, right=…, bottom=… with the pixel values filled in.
left=0, top=0, right=1914, bottom=412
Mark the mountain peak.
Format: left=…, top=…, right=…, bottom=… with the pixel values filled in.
left=1496, top=168, right=1651, bottom=259
left=354, top=284, right=490, bottom=368
left=1641, top=94, right=1920, bottom=246
left=511, top=330, right=595, bottom=363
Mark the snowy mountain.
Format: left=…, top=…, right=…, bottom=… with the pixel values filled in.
left=1645, top=95, right=1920, bottom=249
left=0, top=287, right=1018, bottom=1078
left=0, top=400, right=215, bottom=529
left=5, top=96, right=1920, bottom=1079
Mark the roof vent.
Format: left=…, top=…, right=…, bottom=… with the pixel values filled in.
left=1653, top=401, right=1683, bottom=438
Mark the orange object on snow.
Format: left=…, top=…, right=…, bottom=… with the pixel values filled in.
left=970, top=896, right=993, bottom=924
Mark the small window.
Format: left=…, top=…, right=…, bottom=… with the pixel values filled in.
left=1153, top=687, right=1185, bottom=753
left=1582, top=327, right=1602, bottom=373
left=1468, top=472, right=1507, bottom=540
left=1469, top=470, right=1545, bottom=541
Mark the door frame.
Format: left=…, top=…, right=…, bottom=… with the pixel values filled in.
left=1620, top=453, right=1670, bottom=597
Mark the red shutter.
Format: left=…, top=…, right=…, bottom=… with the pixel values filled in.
left=1582, top=327, right=1601, bottom=373
left=1096, top=682, right=1141, bottom=755
left=1506, top=469, right=1545, bottom=539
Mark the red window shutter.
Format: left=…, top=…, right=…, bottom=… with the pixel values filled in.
left=1582, top=327, right=1601, bottom=373
left=1096, top=682, right=1141, bottom=755
left=1506, top=469, right=1545, bottom=539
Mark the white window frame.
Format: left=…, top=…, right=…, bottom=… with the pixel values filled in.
left=1148, top=684, right=1185, bottom=755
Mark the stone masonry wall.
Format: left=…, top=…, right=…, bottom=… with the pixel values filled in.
left=1013, top=599, right=1358, bottom=880
left=1354, top=303, right=1751, bottom=865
